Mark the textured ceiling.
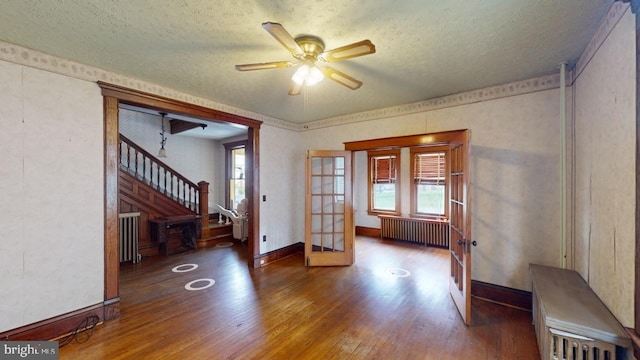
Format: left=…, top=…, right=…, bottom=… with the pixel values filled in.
left=0, top=0, right=613, bottom=124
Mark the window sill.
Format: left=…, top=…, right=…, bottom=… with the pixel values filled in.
left=367, top=210, right=400, bottom=217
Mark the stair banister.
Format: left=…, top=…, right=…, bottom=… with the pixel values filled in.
left=119, top=134, right=206, bottom=217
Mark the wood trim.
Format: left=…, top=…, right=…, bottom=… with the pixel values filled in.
left=169, top=119, right=205, bottom=134
left=0, top=303, right=104, bottom=341
left=367, top=149, right=401, bottom=215
left=409, top=145, right=450, bottom=219
left=635, top=6, right=640, bottom=337
left=104, top=96, right=120, bottom=307
left=248, top=127, right=260, bottom=268
left=355, top=226, right=380, bottom=238
left=344, top=130, right=467, bottom=151
left=256, top=242, right=305, bottom=266
left=103, top=298, right=121, bottom=322
left=471, top=280, right=532, bottom=311
left=98, top=82, right=263, bottom=128
left=625, top=327, right=640, bottom=360
left=223, top=140, right=248, bottom=209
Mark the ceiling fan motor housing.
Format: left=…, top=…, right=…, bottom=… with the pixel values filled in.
left=295, top=36, right=325, bottom=59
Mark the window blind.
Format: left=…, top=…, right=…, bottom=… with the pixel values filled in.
left=371, top=155, right=397, bottom=184
left=414, top=152, right=445, bottom=185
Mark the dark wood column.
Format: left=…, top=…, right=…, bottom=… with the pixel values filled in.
left=103, top=95, right=121, bottom=320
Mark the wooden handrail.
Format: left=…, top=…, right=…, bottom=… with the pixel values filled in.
left=119, top=133, right=201, bottom=213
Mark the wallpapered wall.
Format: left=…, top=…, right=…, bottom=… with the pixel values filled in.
left=0, top=63, right=104, bottom=333
left=573, top=6, right=635, bottom=327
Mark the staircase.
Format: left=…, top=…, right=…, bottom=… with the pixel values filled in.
left=118, top=134, right=211, bottom=256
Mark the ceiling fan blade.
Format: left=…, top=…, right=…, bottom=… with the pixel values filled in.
left=288, top=81, right=303, bottom=96
left=262, top=22, right=304, bottom=57
left=235, top=61, right=295, bottom=71
left=320, top=40, right=376, bottom=62
left=321, top=67, right=363, bottom=90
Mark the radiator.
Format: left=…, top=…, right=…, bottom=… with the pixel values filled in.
left=530, top=264, right=630, bottom=360
left=379, top=216, right=449, bottom=248
left=119, top=212, right=141, bottom=263
left=546, top=328, right=614, bottom=360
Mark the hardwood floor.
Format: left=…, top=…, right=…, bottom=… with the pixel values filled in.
left=59, top=237, right=539, bottom=359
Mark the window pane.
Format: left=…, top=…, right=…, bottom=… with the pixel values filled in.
left=417, top=184, right=445, bottom=215
left=373, top=184, right=395, bottom=211
left=229, top=147, right=245, bottom=208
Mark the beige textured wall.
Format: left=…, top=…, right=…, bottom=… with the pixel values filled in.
left=573, top=7, right=635, bottom=327
left=259, top=124, right=305, bottom=253
left=0, top=62, right=104, bottom=332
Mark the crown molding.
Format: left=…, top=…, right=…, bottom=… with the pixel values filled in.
left=300, top=73, right=563, bottom=131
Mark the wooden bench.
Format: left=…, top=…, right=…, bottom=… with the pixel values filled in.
left=530, top=264, right=630, bottom=360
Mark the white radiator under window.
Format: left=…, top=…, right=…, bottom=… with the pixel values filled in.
left=119, top=212, right=141, bottom=263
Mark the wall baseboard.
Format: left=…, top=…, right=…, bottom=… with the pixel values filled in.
left=255, top=242, right=304, bottom=266
left=0, top=302, right=107, bottom=341
left=355, top=226, right=380, bottom=238
left=471, top=280, right=532, bottom=311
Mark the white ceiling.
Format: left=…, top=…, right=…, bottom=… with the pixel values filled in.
left=0, top=0, right=613, bottom=124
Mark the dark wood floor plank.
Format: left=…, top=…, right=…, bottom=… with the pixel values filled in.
left=58, top=237, right=539, bottom=359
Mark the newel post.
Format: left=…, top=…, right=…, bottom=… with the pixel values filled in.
left=198, top=181, right=209, bottom=239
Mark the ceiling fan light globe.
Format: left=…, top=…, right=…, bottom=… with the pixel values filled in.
left=306, top=66, right=324, bottom=86
left=292, top=64, right=310, bottom=85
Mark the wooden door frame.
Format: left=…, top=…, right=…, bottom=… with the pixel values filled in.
left=99, top=83, right=263, bottom=320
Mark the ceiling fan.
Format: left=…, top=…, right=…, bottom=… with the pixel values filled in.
left=235, top=22, right=376, bottom=95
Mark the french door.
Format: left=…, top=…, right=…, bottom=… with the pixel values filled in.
left=449, top=130, right=473, bottom=324
left=305, top=150, right=354, bottom=266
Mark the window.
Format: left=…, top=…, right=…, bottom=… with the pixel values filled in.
left=411, top=147, right=447, bottom=218
left=368, top=149, right=400, bottom=214
left=224, top=140, right=247, bottom=209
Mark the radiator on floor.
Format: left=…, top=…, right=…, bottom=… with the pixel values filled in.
left=119, top=212, right=141, bottom=263
left=530, top=264, right=631, bottom=360
left=547, top=328, right=614, bottom=360
left=379, top=215, right=449, bottom=248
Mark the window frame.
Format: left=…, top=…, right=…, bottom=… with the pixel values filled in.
left=410, top=145, right=449, bottom=220
left=223, top=140, right=247, bottom=209
left=367, top=149, right=401, bottom=216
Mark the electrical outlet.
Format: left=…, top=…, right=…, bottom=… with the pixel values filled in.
left=262, top=235, right=267, bottom=242
left=262, top=195, right=267, bottom=202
